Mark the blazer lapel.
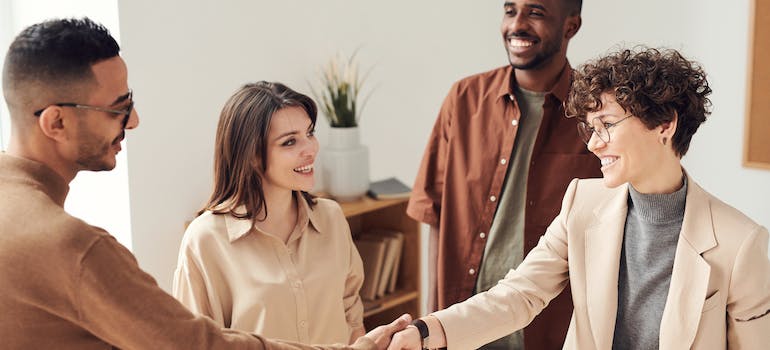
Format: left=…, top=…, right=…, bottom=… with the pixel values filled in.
left=584, top=184, right=629, bottom=350
left=659, top=176, right=717, bottom=349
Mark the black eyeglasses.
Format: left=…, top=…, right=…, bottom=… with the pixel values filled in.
left=33, top=90, right=134, bottom=127
left=577, top=115, right=633, bottom=144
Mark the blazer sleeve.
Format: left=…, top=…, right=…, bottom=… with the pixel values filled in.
left=406, top=83, right=457, bottom=227
left=726, top=225, right=770, bottom=349
left=76, top=235, right=376, bottom=350
left=431, top=178, right=578, bottom=349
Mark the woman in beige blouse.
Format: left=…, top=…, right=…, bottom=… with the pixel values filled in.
left=173, top=81, right=366, bottom=344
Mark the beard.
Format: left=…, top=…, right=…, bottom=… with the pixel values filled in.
left=506, top=33, right=564, bottom=70
left=76, top=127, right=122, bottom=172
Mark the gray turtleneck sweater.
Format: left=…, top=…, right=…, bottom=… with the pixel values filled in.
left=611, top=178, right=688, bottom=350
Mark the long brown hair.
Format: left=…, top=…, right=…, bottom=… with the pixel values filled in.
left=201, top=81, right=317, bottom=226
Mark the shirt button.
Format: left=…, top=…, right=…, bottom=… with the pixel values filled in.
left=293, top=281, right=302, bottom=289
left=479, top=232, right=486, bottom=239
left=490, top=195, right=497, bottom=202
left=500, top=158, right=507, bottom=165
left=299, top=320, right=307, bottom=328
left=469, top=268, right=476, bottom=275
left=511, top=119, right=519, bottom=126
left=529, top=201, right=534, bottom=206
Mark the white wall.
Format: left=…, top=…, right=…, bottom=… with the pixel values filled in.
left=0, top=0, right=12, bottom=149
left=117, top=0, right=770, bottom=297
left=117, top=0, right=503, bottom=292
left=679, top=0, right=770, bottom=232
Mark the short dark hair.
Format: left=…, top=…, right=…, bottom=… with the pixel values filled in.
left=565, top=47, right=712, bottom=157
left=2, top=17, right=120, bottom=113
left=203, top=81, right=318, bottom=225
left=563, top=0, right=582, bottom=15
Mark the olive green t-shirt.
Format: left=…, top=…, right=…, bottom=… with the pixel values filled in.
left=475, top=86, right=545, bottom=350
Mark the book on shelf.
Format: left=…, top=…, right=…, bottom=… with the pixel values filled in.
left=367, top=177, right=411, bottom=200
left=385, top=232, right=404, bottom=293
left=354, top=236, right=388, bottom=301
left=360, top=229, right=404, bottom=298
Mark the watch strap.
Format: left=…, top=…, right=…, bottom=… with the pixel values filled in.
left=411, top=318, right=430, bottom=339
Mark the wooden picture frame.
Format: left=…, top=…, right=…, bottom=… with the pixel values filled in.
left=744, top=0, right=770, bottom=169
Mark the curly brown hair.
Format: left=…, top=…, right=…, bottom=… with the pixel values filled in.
left=565, top=47, right=712, bottom=156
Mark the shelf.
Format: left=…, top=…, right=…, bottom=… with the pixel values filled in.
left=330, top=194, right=421, bottom=328
left=362, top=289, right=420, bottom=317
left=337, top=196, right=409, bottom=217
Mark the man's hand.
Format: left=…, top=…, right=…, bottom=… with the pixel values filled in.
left=363, top=314, right=412, bottom=350
left=386, top=325, right=422, bottom=350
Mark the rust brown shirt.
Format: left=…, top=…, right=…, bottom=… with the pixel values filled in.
left=0, top=153, right=375, bottom=350
left=407, top=64, right=602, bottom=349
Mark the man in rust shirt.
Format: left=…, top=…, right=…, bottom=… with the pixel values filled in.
left=407, top=1, right=601, bottom=349
left=0, top=17, right=408, bottom=350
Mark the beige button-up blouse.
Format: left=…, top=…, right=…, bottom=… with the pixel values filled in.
left=173, top=195, right=365, bottom=344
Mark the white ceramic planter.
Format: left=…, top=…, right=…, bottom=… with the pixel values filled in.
left=322, top=127, right=370, bottom=202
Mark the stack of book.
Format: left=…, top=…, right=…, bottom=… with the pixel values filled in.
left=353, top=229, right=404, bottom=302
left=367, top=177, right=411, bottom=200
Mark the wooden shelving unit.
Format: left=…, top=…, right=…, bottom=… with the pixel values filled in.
left=338, top=196, right=421, bottom=330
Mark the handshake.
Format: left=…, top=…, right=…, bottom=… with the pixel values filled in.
left=361, top=314, right=433, bottom=350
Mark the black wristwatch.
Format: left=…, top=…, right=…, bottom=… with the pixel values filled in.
left=411, top=319, right=429, bottom=349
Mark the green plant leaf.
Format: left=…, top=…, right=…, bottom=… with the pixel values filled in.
left=308, top=51, right=372, bottom=128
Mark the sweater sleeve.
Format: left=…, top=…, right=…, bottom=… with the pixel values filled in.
left=74, top=235, right=374, bottom=350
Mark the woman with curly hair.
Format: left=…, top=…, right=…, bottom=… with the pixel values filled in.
left=387, top=48, right=770, bottom=350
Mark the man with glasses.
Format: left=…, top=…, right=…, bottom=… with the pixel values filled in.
left=0, top=17, right=408, bottom=350
left=32, top=89, right=134, bottom=121
left=31, top=89, right=135, bottom=171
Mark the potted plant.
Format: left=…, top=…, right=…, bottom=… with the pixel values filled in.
left=313, top=52, right=371, bottom=127
left=311, top=52, right=372, bottom=201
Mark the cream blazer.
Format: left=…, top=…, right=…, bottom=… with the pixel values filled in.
left=433, top=176, right=770, bottom=349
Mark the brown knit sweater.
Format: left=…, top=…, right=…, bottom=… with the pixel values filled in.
left=0, top=153, right=375, bottom=350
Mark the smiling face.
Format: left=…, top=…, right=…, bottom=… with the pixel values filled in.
left=586, top=93, right=676, bottom=191
left=73, top=56, right=139, bottom=171
left=263, top=106, right=319, bottom=194
left=500, top=0, right=577, bottom=70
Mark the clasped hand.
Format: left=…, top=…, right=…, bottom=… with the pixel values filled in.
left=359, top=314, right=423, bottom=350
left=386, top=323, right=423, bottom=350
